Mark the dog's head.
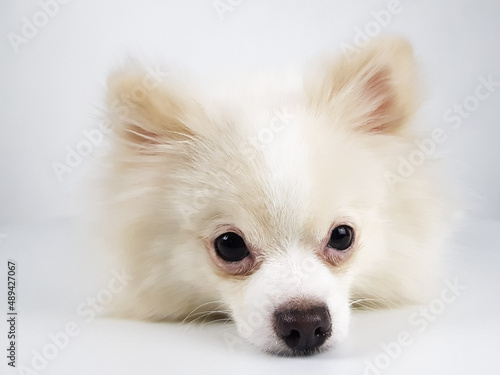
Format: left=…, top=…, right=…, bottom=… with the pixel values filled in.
left=106, top=37, right=436, bottom=355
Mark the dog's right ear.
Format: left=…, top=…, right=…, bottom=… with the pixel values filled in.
left=106, top=66, right=203, bottom=146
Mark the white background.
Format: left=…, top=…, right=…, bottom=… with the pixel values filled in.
left=1, top=0, right=500, bottom=224
left=1, top=1, right=500, bottom=375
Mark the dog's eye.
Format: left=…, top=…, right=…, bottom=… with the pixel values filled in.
left=327, top=225, right=354, bottom=250
left=215, top=232, right=250, bottom=262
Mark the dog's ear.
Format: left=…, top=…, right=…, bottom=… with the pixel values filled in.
left=308, top=36, right=418, bottom=134
left=106, top=66, right=203, bottom=146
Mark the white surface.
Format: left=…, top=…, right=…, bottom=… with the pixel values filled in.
left=1, top=217, right=499, bottom=374
left=0, top=0, right=500, bottom=223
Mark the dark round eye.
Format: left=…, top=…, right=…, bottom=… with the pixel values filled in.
left=327, top=225, right=354, bottom=251
left=214, top=232, right=250, bottom=262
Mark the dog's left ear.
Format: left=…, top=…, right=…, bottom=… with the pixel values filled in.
left=307, top=36, right=418, bottom=134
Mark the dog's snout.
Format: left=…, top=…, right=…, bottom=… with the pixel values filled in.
left=274, top=304, right=332, bottom=353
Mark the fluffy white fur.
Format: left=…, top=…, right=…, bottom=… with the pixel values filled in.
left=100, top=36, right=448, bottom=355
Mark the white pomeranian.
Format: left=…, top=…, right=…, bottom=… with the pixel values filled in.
left=100, top=36, right=448, bottom=356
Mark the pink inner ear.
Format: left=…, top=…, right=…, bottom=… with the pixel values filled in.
left=362, top=68, right=398, bottom=133
left=125, top=124, right=161, bottom=146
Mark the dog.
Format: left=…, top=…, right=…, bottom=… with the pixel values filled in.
left=100, top=36, right=448, bottom=356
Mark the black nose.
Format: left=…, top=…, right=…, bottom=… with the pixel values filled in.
left=274, top=304, right=332, bottom=353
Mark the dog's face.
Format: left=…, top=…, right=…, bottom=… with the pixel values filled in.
left=107, top=37, right=421, bottom=355
left=187, top=107, right=393, bottom=355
